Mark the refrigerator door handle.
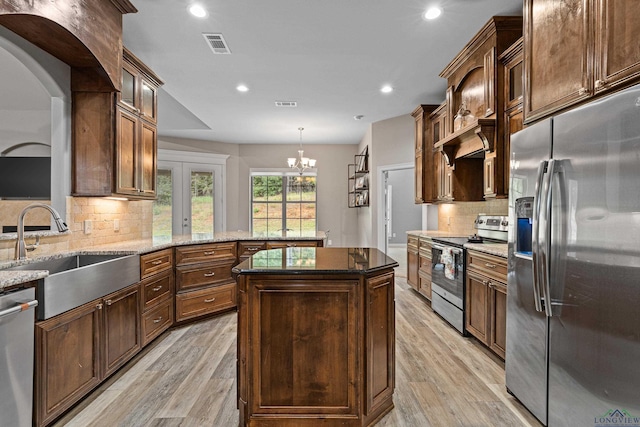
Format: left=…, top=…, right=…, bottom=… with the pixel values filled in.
left=531, top=160, right=547, bottom=312
left=540, top=159, right=555, bottom=317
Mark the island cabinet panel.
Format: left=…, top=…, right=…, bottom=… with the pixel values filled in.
left=366, top=272, right=395, bottom=417
left=236, top=249, right=396, bottom=427
left=407, top=235, right=419, bottom=290
left=253, top=280, right=357, bottom=411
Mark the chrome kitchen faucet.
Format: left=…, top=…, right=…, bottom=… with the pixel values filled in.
left=15, top=203, right=68, bottom=260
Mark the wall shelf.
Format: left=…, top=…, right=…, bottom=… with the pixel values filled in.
left=348, top=147, right=369, bottom=208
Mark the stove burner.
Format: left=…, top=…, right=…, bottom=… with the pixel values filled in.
left=467, top=234, right=483, bottom=243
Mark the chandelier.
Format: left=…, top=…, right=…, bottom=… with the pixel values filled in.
left=287, top=127, right=316, bottom=175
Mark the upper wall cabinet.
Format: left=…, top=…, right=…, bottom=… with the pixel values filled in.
left=523, top=0, right=640, bottom=123
left=411, top=104, right=439, bottom=204
left=73, top=48, right=163, bottom=199
left=417, top=16, right=522, bottom=202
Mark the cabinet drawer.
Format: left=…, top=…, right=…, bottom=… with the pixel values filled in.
left=266, top=240, right=318, bottom=249
left=238, top=241, right=267, bottom=257
left=467, top=250, right=507, bottom=282
left=175, top=283, right=236, bottom=322
left=141, top=298, right=173, bottom=346
left=175, top=260, right=235, bottom=292
left=140, top=248, right=173, bottom=279
left=141, top=270, right=173, bottom=311
left=407, top=235, right=419, bottom=250
left=176, top=242, right=237, bottom=266
left=419, top=254, right=431, bottom=274
left=418, top=238, right=431, bottom=255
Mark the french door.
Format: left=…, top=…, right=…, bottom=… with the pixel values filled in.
left=154, top=160, right=224, bottom=239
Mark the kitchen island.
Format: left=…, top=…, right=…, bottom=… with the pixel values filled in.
left=233, top=247, right=398, bottom=427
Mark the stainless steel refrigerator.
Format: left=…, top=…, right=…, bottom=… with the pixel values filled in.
left=506, top=84, right=640, bottom=427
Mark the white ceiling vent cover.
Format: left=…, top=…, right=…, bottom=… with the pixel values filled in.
left=275, top=101, right=297, bottom=107
left=203, top=33, right=231, bottom=54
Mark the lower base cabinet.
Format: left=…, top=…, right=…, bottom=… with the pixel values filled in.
left=465, top=250, right=507, bottom=359
left=35, top=283, right=141, bottom=427
left=175, top=282, right=236, bottom=322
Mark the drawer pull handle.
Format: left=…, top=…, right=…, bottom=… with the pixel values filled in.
left=204, top=272, right=216, bottom=277
left=152, top=286, right=163, bottom=292
left=204, top=297, right=216, bottom=303
left=153, top=316, right=163, bottom=324
left=151, top=260, right=163, bottom=265
left=203, top=251, right=216, bottom=255
left=287, top=243, right=297, bottom=247
left=247, top=247, right=260, bottom=251
left=485, top=263, right=497, bottom=269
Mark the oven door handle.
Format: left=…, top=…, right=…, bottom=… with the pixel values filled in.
left=431, top=243, right=461, bottom=255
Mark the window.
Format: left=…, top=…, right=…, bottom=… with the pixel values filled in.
left=251, top=173, right=316, bottom=236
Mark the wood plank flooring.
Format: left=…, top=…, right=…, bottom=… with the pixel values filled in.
left=53, top=272, right=542, bottom=427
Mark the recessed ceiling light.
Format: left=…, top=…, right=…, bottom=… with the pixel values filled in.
left=189, top=4, right=207, bottom=18
left=236, top=84, right=249, bottom=92
left=380, top=85, right=393, bottom=94
left=354, top=115, right=365, bottom=120
left=423, top=6, right=442, bottom=20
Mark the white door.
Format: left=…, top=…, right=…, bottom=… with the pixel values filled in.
left=154, top=160, right=224, bottom=239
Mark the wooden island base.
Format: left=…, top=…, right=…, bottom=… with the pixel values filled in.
left=234, top=247, right=398, bottom=427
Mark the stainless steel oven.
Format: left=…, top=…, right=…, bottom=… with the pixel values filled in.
left=431, top=237, right=467, bottom=334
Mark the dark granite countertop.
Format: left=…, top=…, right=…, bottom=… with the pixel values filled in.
left=233, top=247, right=398, bottom=275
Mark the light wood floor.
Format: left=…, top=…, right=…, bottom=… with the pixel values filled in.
left=54, top=272, right=542, bottom=427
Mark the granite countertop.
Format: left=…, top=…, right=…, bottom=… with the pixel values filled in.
left=0, top=231, right=327, bottom=291
left=407, top=230, right=507, bottom=258
left=233, top=247, right=398, bottom=275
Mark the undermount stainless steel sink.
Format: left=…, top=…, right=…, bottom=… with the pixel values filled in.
left=7, top=254, right=140, bottom=320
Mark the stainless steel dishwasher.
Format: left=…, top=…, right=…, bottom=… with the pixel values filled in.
left=0, top=287, right=38, bottom=427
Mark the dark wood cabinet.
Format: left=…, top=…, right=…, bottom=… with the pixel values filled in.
left=175, top=242, right=238, bottom=322
left=407, top=235, right=419, bottom=290
left=524, top=0, right=640, bottom=124
left=465, top=250, right=507, bottom=359
left=411, top=104, right=439, bottom=203
left=72, top=47, right=162, bottom=199
left=139, top=248, right=174, bottom=346
left=35, top=282, right=141, bottom=427
left=417, top=238, right=432, bottom=300
left=35, top=301, right=102, bottom=427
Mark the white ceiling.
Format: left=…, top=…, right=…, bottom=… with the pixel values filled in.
left=123, top=0, right=523, bottom=145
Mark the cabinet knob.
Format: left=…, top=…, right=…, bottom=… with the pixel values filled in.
left=97, top=303, right=103, bottom=310
left=595, top=79, right=605, bottom=89
left=578, top=87, right=588, bottom=96
left=105, top=299, right=113, bottom=306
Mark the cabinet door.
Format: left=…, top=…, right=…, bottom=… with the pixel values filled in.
left=489, top=280, right=507, bottom=359
left=140, top=120, right=157, bottom=197
left=414, top=149, right=423, bottom=204
left=366, top=272, right=395, bottom=416
left=406, top=237, right=419, bottom=290
left=503, top=107, right=524, bottom=195
left=140, top=78, right=158, bottom=123
left=593, top=0, right=640, bottom=92
left=465, top=270, right=489, bottom=344
left=524, top=0, right=590, bottom=123
left=483, top=156, right=495, bottom=199
left=103, top=284, right=141, bottom=377
left=35, top=301, right=102, bottom=427
left=116, top=107, right=139, bottom=196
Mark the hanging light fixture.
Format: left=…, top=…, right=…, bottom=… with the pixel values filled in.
left=287, top=127, right=316, bottom=174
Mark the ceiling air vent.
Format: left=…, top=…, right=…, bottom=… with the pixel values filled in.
left=275, top=101, right=297, bottom=107
left=203, top=33, right=231, bottom=54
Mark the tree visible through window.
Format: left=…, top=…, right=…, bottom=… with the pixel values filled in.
left=251, top=174, right=316, bottom=236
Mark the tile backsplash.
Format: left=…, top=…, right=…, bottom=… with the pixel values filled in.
left=0, top=197, right=153, bottom=262
left=437, top=199, right=508, bottom=236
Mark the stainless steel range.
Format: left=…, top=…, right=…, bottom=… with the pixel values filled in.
left=430, top=215, right=508, bottom=334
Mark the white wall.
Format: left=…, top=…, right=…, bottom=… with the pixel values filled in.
left=159, top=137, right=359, bottom=247
left=356, top=114, right=415, bottom=249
